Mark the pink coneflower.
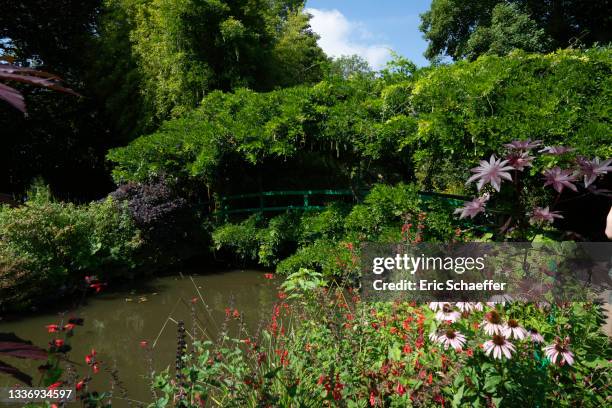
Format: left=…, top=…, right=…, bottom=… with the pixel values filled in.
left=454, top=194, right=489, bottom=219
left=436, top=329, right=467, bottom=351
left=576, top=157, right=612, bottom=188
left=483, top=335, right=515, bottom=359
left=506, top=151, right=534, bottom=171
left=503, top=319, right=528, bottom=340
left=428, top=302, right=447, bottom=311
left=539, top=146, right=574, bottom=155
left=435, top=304, right=461, bottom=322
left=429, top=331, right=439, bottom=342
left=544, top=337, right=574, bottom=366
left=543, top=167, right=578, bottom=193
left=467, top=155, right=514, bottom=192
left=528, top=329, right=544, bottom=344
left=530, top=206, right=563, bottom=224
left=481, top=310, right=504, bottom=335
left=504, top=139, right=542, bottom=151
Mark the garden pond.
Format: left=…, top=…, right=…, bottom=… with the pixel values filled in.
left=0, top=270, right=277, bottom=406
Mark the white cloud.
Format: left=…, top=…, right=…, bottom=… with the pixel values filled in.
left=305, top=8, right=391, bottom=70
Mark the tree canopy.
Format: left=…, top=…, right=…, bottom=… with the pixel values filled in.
left=0, top=0, right=327, bottom=196
left=420, top=0, right=612, bottom=61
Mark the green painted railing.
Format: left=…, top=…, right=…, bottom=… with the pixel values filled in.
left=216, top=189, right=470, bottom=216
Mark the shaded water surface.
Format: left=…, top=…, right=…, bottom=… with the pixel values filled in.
left=0, top=270, right=277, bottom=406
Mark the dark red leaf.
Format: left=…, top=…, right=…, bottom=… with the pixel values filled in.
left=0, top=342, right=48, bottom=360
left=0, top=360, right=33, bottom=386
left=0, top=333, right=47, bottom=360
left=0, top=83, right=25, bottom=112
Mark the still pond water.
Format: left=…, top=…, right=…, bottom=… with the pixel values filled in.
left=0, top=270, right=277, bottom=406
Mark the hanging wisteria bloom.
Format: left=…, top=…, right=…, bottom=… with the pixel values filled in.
left=506, top=151, right=534, bottom=171
left=483, top=335, right=515, bottom=360
left=436, top=329, right=467, bottom=351
left=576, top=157, right=612, bottom=188
left=454, top=194, right=489, bottom=219
left=529, top=207, right=564, bottom=224
left=503, top=319, right=528, bottom=340
left=428, top=302, right=447, bottom=311
left=504, top=139, right=542, bottom=151
left=543, top=167, right=578, bottom=193
left=435, top=303, right=461, bottom=323
left=544, top=337, right=575, bottom=366
left=539, top=146, right=574, bottom=155
left=481, top=310, right=504, bottom=335
left=528, top=329, right=545, bottom=344
left=467, top=155, right=514, bottom=192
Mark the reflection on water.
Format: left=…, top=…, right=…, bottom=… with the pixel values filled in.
left=0, top=270, right=277, bottom=406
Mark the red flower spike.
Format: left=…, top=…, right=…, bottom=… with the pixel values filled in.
left=48, top=382, right=62, bottom=390
left=76, top=379, right=85, bottom=391
left=396, top=382, right=406, bottom=396
left=263, top=273, right=274, bottom=280
left=46, top=324, right=60, bottom=333
left=53, top=339, right=64, bottom=348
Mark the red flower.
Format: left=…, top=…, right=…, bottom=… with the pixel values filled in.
left=76, top=379, right=85, bottom=391
left=53, top=339, right=64, bottom=348
left=369, top=391, right=376, bottom=406
left=263, top=273, right=274, bottom=280
left=225, top=307, right=231, bottom=318
left=190, top=297, right=198, bottom=304
left=396, top=382, right=406, bottom=396
left=140, top=341, right=149, bottom=348
left=85, top=349, right=96, bottom=365
left=89, top=283, right=106, bottom=293
left=277, top=291, right=287, bottom=300
left=46, top=324, right=60, bottom=333
left=403, top=343, right=412, bottom=354
left=92, top=363, right=100, bottom=374
left=48, top=382, right=62, bottom=390
left=232, top=309, right=240, bottom=319
left=427, top=373, right=433, bottom=384
left=63, top=323, right=76, bottom=331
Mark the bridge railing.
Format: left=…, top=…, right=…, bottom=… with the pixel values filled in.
left=216, top=189, right=470, bottom=216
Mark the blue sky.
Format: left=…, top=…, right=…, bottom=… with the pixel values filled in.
left=305, top=0, right=432, bottom=69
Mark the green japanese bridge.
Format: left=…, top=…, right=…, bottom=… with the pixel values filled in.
left=217, top=189, right=468, bottom=216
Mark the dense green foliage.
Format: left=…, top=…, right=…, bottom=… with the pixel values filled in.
left=212, top=184, right=463, bottom=279
left=109, top=49, right=612, bottom=195
left=0, top=183, right=142, bottom=312
left=420, top=0, right=612, bottom=61
left=0, top=0, right=326, bottom=195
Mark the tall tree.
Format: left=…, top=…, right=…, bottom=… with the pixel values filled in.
left=420, top=0, right=612, bottom=61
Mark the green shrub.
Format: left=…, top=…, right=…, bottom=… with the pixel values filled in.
left=0, top=183, right=142, bottom=311
left=212, top=215, right=261, bottom=263
left=298, top=203, right=350, bottom=245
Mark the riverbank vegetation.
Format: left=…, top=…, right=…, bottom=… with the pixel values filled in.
left=1, top=0, right=611, bottom=406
